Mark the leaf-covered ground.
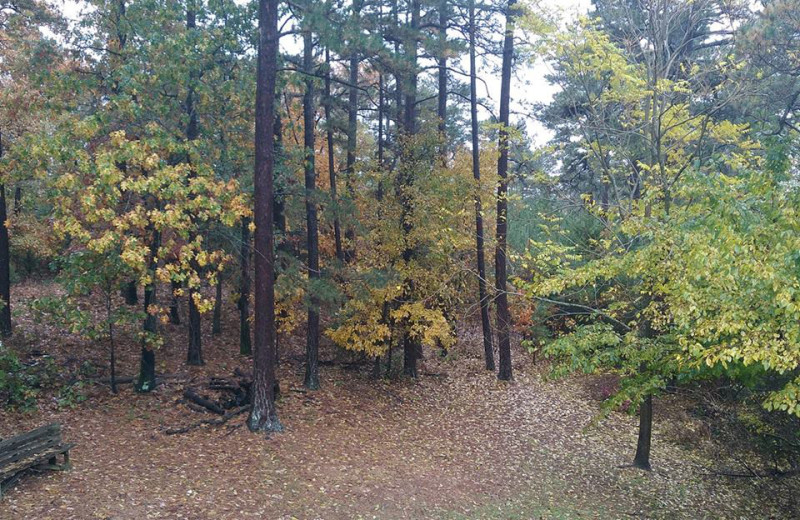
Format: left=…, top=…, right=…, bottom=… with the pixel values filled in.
left=0, top=281, right=798, bottom=519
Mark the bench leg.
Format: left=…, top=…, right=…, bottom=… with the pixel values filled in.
left=63, top=451, right=71, bottom=470
left=49, top=456, right=57, bottom=465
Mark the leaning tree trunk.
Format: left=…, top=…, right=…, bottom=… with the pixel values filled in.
left=469, top=0, right=494, bottom=371
left=0, top=134, right=11, bottom=337
left=495, top=0, right=516, bottom=381
left=248, top=0, right=281, bottom=433
left=302, top=27, right=321, bottom=390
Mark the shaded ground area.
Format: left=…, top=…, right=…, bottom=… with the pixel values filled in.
left=1, top=282, right=798, bottom=519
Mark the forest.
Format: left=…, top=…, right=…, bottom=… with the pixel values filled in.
left=1, top=0, right=800, bottom=517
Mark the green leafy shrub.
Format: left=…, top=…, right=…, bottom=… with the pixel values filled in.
left=0, top=342, right=57, bottom=410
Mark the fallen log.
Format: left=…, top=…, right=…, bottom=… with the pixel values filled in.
left=183, top=388, right=225, bottom=415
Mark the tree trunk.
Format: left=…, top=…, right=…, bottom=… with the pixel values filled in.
left=324, top=48, right=344, bottom=263
left=495, top=0, right=516, bottom=381
left=184, top=2, right=203, bottom=367
left=0, top=133, right=11, bottom=337
left=402, top=333, right=418, bottom=378
left=302, top=27, right=320, bottom=391
left=239, top=217, right=252, bottom=355
left=633, top=394, right=653, bottom=470
left=437, top=0, right=448, bottom=164
left=105, top=291, right=117, bottom=394
left=377, top=73, right=384, bottom=173
left=212, top=278, right=222, bottom=335
left=187, top=290, right=203, bottom=365
left=136, top=227, right=160, bottom=393
left=400, top=0, right=421, bottom=378
left=13, top=186, right=21, bottom=216
left=169, top=279, right=181, bottom=324
left=123, top=280, right=138, bottom=305
left=249, top=0, right=281, bottom=433
left=343, top=0, right=362, bottom=263
left=469, top=0, right=494, bottom=371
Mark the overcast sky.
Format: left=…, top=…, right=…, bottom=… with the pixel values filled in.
left=54, top=0, right=592, bottom=146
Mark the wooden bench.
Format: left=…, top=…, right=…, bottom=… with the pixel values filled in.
left=0, top=423, right=72, bottom=498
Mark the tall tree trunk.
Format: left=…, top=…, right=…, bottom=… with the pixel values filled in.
left=469, top=0, right=494, bottom=371
left=302, top=27, right=321, bottom=390
left=136, top=226, right=160, bottom=393
left=185, top=2, right=203, bottom=367
left=343, top=0, right=362, bottom=263
left=377, top=73, right=384, bottom=173
left=437, top=0, right=448, bottom=164
left=212, top=278, right=223, bottom=335
left=324, top=48, right=344, bottom=263
left=249, top=0, right=281, bottom=433
left=400, top=0, right=421, bottom=378
left=239, top=217, right=252, bottom=355
left=633, top=394, right=653, bottom=470
left=495, top=0, right=516, bottom=381
left=0, top=134, right=11, bottom=337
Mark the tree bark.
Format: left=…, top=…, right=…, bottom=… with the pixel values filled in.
left=249, top=0, right=282, bottom=433
left=13, top=186, right=21, bottom=216
left=123, top=280, right=138, bottom=305
left=377, top=73, right=384, bottom=173
left=187, top=293, right=203, bottom=365
left=495, top=0, right=516, bottom=381
left=212, top=278, right=222, bottom=335
left=633, top=394, right=653, bottom=470
left=136, top=227, right=160, bottom=393
left=343, top=0, right=362, bottom=263
left=105, top=290, right=117, bottom=394
left=302, top=27, right=321, bottom=390
left=239, top=217, right=252, bottom=355
left=400, top=0, right=421, bottom=378
left=169, top=279, right=181, bottom=324
left=324, top=48, right=344, bottom=263
left=437, top=0, right=448, bottom=164
left=0, top=134, right=11, bottom=337
left=469, top=0, right=494, bottom=371
left=184, top=1, right=203, bottom=367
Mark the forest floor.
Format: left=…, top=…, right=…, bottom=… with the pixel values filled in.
left=0, top=281, right=798, bottom=519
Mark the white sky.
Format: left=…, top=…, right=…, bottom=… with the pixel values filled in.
left=54, top=0, right=592, bottom=147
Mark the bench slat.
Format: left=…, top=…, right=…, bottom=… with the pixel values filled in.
left=0, top=436, right=64, bottom=469
left=0, top=444, right=71, bottom=482
left=0, top=424, right=60, bottom=454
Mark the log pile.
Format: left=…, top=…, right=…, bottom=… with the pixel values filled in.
left=166, top=372, right=254, bottom=435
